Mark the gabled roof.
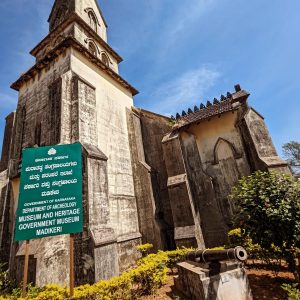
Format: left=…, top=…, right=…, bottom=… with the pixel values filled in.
left=172, top=86, right=250, bottom=130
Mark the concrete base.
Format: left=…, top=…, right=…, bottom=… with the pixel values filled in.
left=175, top=261, right=252, bottom=300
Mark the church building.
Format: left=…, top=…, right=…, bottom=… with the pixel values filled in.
left=0, top=0, right=290, bottom=286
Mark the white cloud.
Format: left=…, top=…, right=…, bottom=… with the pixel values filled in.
left=156, top=0, right=216, bottom=58
left=168, top=0, right=215, bottom=37
left=149, top=66, right=220, bottom=115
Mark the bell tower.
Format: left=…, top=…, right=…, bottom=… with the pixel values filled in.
left=48, top=0, right=108, bottom=42
left=6, top=0, right=141, bottom=286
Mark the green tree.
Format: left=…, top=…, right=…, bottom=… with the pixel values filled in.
left=283, top=141, right=300, bottom=177
left=230, top=171, right=300, bottom=281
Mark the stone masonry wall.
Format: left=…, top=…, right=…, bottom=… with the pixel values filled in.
left=180, top=131, right=229, bottom=247
left=0, top=113, right=15, bottom=172
left=127, top=109, right=175, bottom=251
left=70, top=51, right=141, bottom=271
left=7, top=51, right=72, bottom=286
left=240, top=108, right=290, bottom=173
left=139, top=111, right=175, bottom=250
left=162, top=132, right=204, bottom=249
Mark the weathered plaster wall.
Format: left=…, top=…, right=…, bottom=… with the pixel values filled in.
left=4, top=38, right=140, bottom=286
left=6, top=51, right=73, bottom=286
left=127, top=109, right=175, bottom=251
left=35, top=25, right=74, bottom=62
left=240, top=108, right=290, bottom=173
left=0, top=177, right=20, bottom=266
left=73, top=23, right=119, bottom=73
left=0, top=174, right=10, bottom=263
left=14, top=50, right=71, bottom=150
left=35, top=236, right=70, bottom=287
left=139, top=111, right=174, bottom=242
left=0, top=113, right=15, bottom=172
left=2, top=0, right=139, bottom=288
left=0, top=170, right=8, bottom=191
left=48, top=0, right=76, bottom=32
left=70, top=48, right=141, bottom=272
left=180, top=131, right=229, bottom=247
left=84, top=147, right=119, bottom=281
left=162, top=132, right=205, bottom=249
left=187, top=111, right=251, bottom=228
left=188, top=111, right=249, bottom=173
left=162, top=108, right=254, bottom=248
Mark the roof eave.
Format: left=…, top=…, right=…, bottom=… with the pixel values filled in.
left=11, top=37, right=138, bottom=96
left=30, top=13, right=122, bottom=63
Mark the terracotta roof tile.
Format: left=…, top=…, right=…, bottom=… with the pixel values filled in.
left=172, top=89, right=250, bottom=129
left=176, top=99, right=234, bottom=128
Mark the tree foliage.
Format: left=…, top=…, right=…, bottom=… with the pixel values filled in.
left=230, top=171, right=300, bottom=280
left=283, top=141, right=300, bottom=177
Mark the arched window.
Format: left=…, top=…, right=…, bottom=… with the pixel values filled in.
left=89, top=42, right=97, bottom=57
left=88, top=11, right=97, bottom=32
left=101, top=53, right=109, bottom=67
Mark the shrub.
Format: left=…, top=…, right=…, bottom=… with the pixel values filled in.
left=0, top=247, right=192, bottom=300
left=282, top=284, right=300, bottom=300
left=230, top=171, right=300, bottom=280
left=209, top=246, right=226, bottom=250
left=164, top=248, right=193, bottom=270
left=228, top=228, right=284, bottom=275
left=27, top=285, right=68, bottom=300
left=0, top=264, right=9, bottom=295
left=73, top=273, right=132, bottom=300
left=136, top=243, right=153, bottom=257
left=130, top=251, right=169, bottom=297
left=228, top=228, right=262, bottom=258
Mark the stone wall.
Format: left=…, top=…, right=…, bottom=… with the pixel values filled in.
left=187, top=110, right=251, bottom=233
left=2, top=0, right=140, bottom=288
left=139, top=110, right=174, bottom=249
left=75, top=0, right=108, bottom=42
left=73, top=23, right=119, bottom=73
left=6, top=51, right=73, bottom=285
left=162, top=109, right=252, bottom=248
left=0, top=113, right=15, bottom=172
left=181, top=131, right=229, bottom=247
left=127, top=109, right=175, bottom=251
left=240, top=108, right=290, bottom=173
left=0, top=180, right=10, bottom=263
left=70, top=50, right=141, bottom=252
left=10, top=51, right=71, bottom=174
left=162, top=132, right=205, bottom=249
left=162, top=98, right=290, bottom=249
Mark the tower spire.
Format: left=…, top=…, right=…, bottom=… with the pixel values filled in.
left=48, top=0, right=107, bottom=41
left=48, top=0, right=76, bottom=32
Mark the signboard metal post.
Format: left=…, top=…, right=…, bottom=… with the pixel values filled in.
left=22, top=240, right=30, bottom=297
left=70, top=234, right=74, bottom=297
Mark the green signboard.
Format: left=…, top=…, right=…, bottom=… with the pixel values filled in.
left=15, top=143, right=83, bottom=241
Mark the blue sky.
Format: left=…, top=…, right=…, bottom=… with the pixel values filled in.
left=0, top=0, right=299, bottom=156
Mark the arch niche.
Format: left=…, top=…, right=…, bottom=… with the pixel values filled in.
left=85, top=8, right=100, bottom=33
left=213, top=138, right=241, bottom=217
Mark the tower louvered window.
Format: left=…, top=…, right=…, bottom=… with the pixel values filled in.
left=89, top=42, right=97, bottom=57
left=89, top=11, right=97, bottom=32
